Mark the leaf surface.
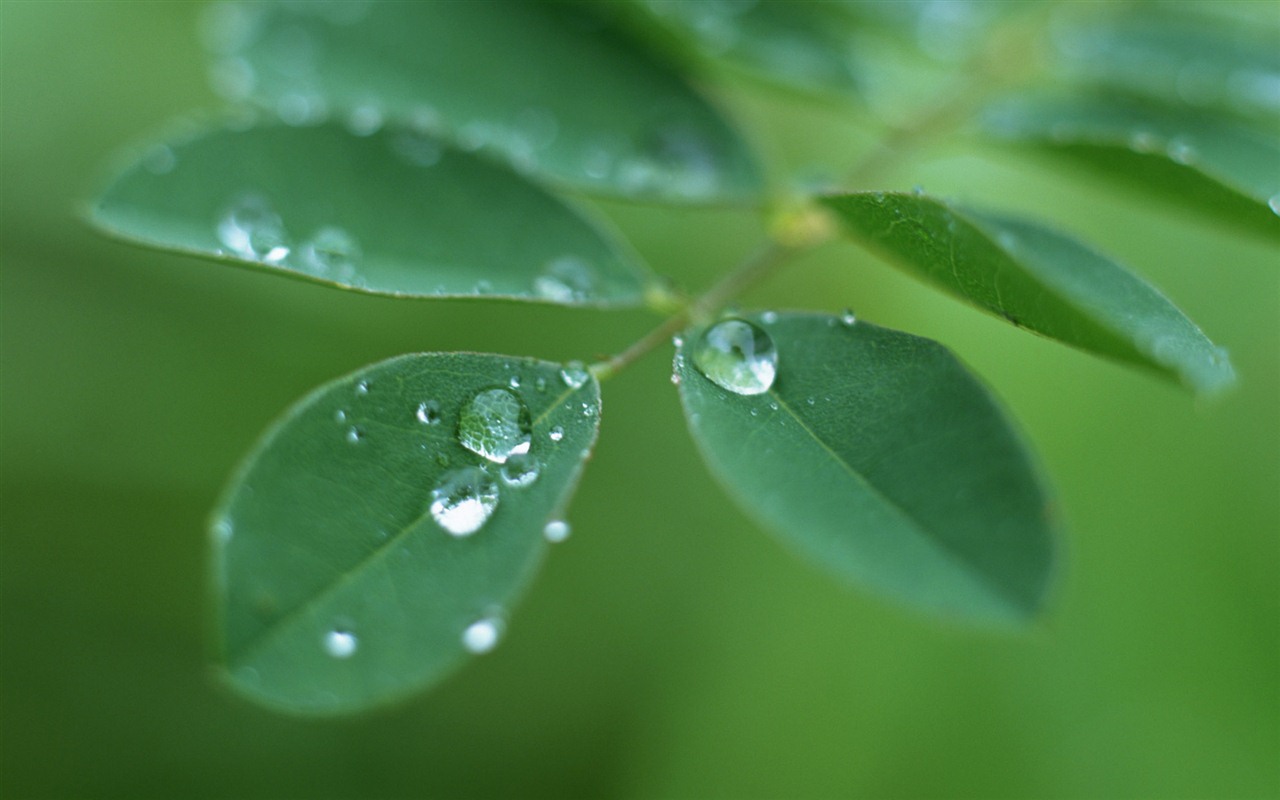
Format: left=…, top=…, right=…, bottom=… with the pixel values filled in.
left=213, top=353, right=600, bottom=714
left=981, top=94, right=1280, bottom=240
left=638, top=0, right=861, bottom=100
left=677, top=313, right=1058, bottom=623
left=821, top=191, right=1236, bottom=395
left=206, top=0, right=762, bottom=203
left=91, top=123, right=652, bottom=304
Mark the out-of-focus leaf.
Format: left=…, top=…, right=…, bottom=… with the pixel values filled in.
left=981, top=94, right=1280, bottom=240
left=1050, top=10, right=1280, bottom=121
left=637, top=0, right=861, bottom=101
left=677, top=312, right=1058, bottom=623
left=202, top=0, right=762, bottom=204
left=90, top=123, right=653, bottom=304
left=213, top=353, right=601, bottom=714
left=821, top=191, right=1236, bottom=395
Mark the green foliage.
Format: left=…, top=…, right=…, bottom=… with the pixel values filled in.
left=678, top=313, right=1057, bottom=623
left=84, top=0, right=1278, bottom=715
left=214, top=353, right=600, bottom=713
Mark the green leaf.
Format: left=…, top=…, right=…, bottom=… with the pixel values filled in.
left=820, top=191, right=1237, bottom=396
left=637, top=0, right=861, bottom=101
left=1050, top=10, right=1280, bottom=122
left=981, top=94, right=1280, bottom=240
left=677, top=313, right=1058, bottom=623
left=90, top=122, right=652, bottom=304
left=213, top=353, right=600, bottom=714
left=205, top=0, right=763, bottom=204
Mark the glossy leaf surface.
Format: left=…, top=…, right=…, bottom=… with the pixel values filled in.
left=639, top=0, right=861, bottom=100
left=213, top=353, right=601, bottom=714
left=205, top=0, right=762, bottom=203
left=822, top=191, right=1237, bottom=395
left=90, top=123, right=652, bottom=304
left=981, top=94, right=1280, bottom=240
left=678, top=312, right=1058, bottom=623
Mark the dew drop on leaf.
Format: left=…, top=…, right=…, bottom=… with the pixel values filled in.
left=840, top=308, right=857, bottom=327
left=323, top=629, right=357, bottom=659
left=692, top=318, right=778, bottom=395
left=543, top=520, right=570, bottom=543
left=429, top=466, right=499, bottom=537
left=461, top=616, right=504, bottom=654
left=457, top=388, right=531, bottom=464
left=499, top=453, right=540, bottom=488
left=560, top=362, right=590, bottom=389
left=217, top=193, right=291, bottom=263
left=548, top=426, right=564, bottom=443
left=415, top=400, right=441, bottom=425
left=300, top=226, right=361, bottom=280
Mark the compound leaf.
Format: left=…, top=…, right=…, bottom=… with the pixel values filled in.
left=821, top=191, right=1236, bottom=396
left=205, top=0, right=762, bottom=204
left=91, top=123, right=652, bottom=305
left=213, top=353, right=600, bottom=714
left=677, top=312, right=1058, bottom=623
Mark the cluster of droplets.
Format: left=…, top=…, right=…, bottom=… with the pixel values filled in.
left=215, top=194, right=363, bottom=282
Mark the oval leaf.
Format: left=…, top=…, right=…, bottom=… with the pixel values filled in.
left=638, top=0, right=861, bottom=100
left=90, top=122, right=652, bottom=304
left=981, top=94, right=1280, bottom=240
left=677, top=312, right=1058, bottom=623
left=205, top=1, right=762, bottom=204
left=820, top=191, right=1236, bottom=395
left=213, top=353, right=601, bottom=714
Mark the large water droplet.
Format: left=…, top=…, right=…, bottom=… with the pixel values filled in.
left=543, top=520, right=570, bottom=543
left=692, top=319, right=778, bottom=395
left=458, top=388, right=532, bottom=464
left=217, top=194, right=290, bottom=263
left=324, top=629, right=357, bottom=658
left=500, top=453, right=540, bottom=488
left=462, top=616, right=504, bottom=654
left=429, top=467, right=499, bottom=537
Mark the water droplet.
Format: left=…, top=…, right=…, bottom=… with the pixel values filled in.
left=839, top=308, right=857, bottom=326
left=276, top=91, right=327, bottom=126
left=355, top=380, right=370, bottom=395
left=334, top=409, right=347, bottom=423
left=462, top=616, right=504, bottom=654
left=548, top=426, right=564, bottom=442
left=217, top=194, right=290, bottom=263
left=500, top=453, right=540, bottom=488
left=672, top=334, right=685, bottom=348
left=534, top=377, right=547, bottom=393
left=508, top=376, right=521, bottom=389
left=345, top=426, right=363, bottom=443
left=560, top=362, right=590, bottom=389
left=1129, top=130, right=1160, bottom=153
left=805, top=396, right=816, bottom=406
left=212, top=518, right=233, bottom=543
left=543, top=520, right=570, bottom=543
left=391, top=129, right=443, bottom=167
left=760, top=311, right=778, bottom=324
left=345, top=102, right=383, bottom=137
left=1269, top=194, right=1280, bottom=217
left=692, top=319, right=778, bottom=395
left=1167, top=138, right=1196, bottom=165
left=301, top=226, right=360, bottom=280
left=324, top=629, right=357, bottom=658
left=457, top=388, right=531, bottom=464
left=415, top=400, right=441, bottom=425
left=430, top=467, right=499, bottom=536
left=534, top=256, right=596, bottom=303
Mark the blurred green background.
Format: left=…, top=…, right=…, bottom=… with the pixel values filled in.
left=2, top=3, right=1276, bottom=798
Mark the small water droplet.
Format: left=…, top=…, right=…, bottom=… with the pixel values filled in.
left=457, top=388, right=531, bottom=464
left=1167, top=137, right=1196, bottom=165
left=534, top=256, right=597, bottom=303
left=416, top=400, right=441, bottom=425
left=672, top=334, right=685, bottom=348
left=1268, top=194, right=1280, bottom=217
left=548, top=426, right=564, bottom=442
left=462, top=616, right=504, bottom=654
left=212, top=518, right=233, bottom=543
left=560, top=362, right=590, bottom=389
left=345, top=426, right=363, bottom=443
left=805, top=396, right=815, bottom=406
left=500, top=453, right=540, bottom=488
left=760, top=311, right=778, bottom=324
left=534, top=376, right=547, bottom=393
left=301, top=226, right=360, bottom=280
left=217, top=194, right=291, bottom=263
left=391, top=128, right=443, bottom=167
left=345, top=102, right=383, bottom=137
left=355, top=380, right=370, bottom=395
left=543, top=520, right=570, bottom=543
left=692, top=319, right=778, bottom=396
left=508, top=376, right=521, bottom=389
left=840, top=308, right=857, bottom=326
left=324, top=629, right=357, bottom=658
left=1129, top=130, right=1160, bottom=153
left=334, top=409, right=347, bottom=423
left=430, top=467, right=499, bottom=536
